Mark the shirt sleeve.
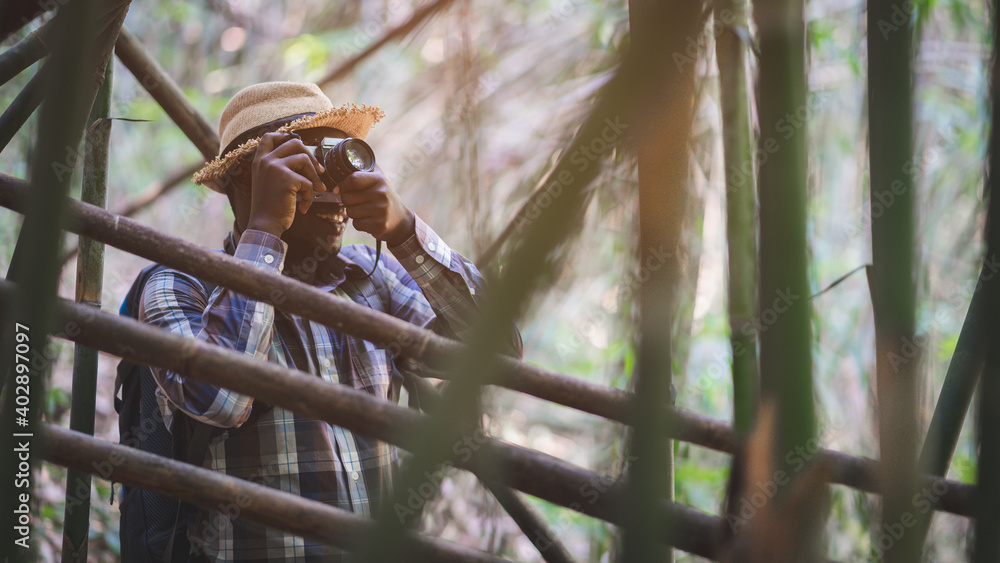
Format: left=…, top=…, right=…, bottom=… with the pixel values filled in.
left=386, top=215, right=523, bottom=356
left=139, top=229, right=288, bottom=428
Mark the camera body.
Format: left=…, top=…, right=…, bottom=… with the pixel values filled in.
left=302, top=137, right=376, bottom=202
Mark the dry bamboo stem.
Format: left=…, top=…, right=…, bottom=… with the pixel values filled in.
left=0, top=172, right=632, bottom=423
left=406, top=376, right=577, bottom=563
left=113, top=27, right=219, bottom=160
left=317, top=0, right=454, bottom=88
left=0, top=172, right=977, bottom=519
left=407, top=376, right=577, bottom=563
left=0, top=59, right=45, bottom=152
left=0, top=21, right=50, bottom=86
left=485, top=484, right=577, bottom=563
left=41, top=424, right=513, bottom=563
left=0, top=279, right=724, bottom=559
left=113, top=162, right=202, bottom=217
left=973, top=5, right=1000, bottom=558
left=62, top=162, right=201, bottom=263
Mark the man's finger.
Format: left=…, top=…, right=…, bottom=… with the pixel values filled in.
left=289, top=173, right=315, bottom=214
left=255, top=131, right=288, bottom=161
left=334, top=170, right=379, bottom=194
left=279, top=153, right=326, bottom=194
left=344, top=201, right=381, bottom=220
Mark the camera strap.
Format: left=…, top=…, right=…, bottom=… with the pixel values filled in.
left=364, top=239, right=382, bottom=278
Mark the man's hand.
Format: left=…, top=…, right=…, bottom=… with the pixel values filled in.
left=336, top=164, right=415, bottom=247
left=246, top=132, right=327, bottom=237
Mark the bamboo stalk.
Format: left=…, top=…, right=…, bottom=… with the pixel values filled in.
left=61, top=162, right=202, bottom=264
left=0, top=173, right=635, bottom=429
left=484, top=485, right=577, bottom=563
left=752, top=0, right=822, bottom=557
left=911, top=258, right=990, bottom=547
left=714, top=0, right=759, bottom=438
left=113, top=162, right=201, bottom=217
left=866, top=0, right=920, bottom=559
left=60, top=59, right=112, bottom=563
left=0, top=0, right=128, bottom=560
left=974, top=4, right=1000, bottom=559
left=0, top=22, right=49, bottom=86
left=317, top=0, right=454, bottom=88
left=354, top=25, right=660, bottom=558
left=0, top=280, right=725, bottom=560
left=40, top=424, right=514, bottom=563
left=0, top=173, right=978, bottom=519
left=919, top=269, right=987, bottom=476
left=408, top=376, right=577, bottom=563
left=0, top=60, right=45, bottom=153
left=624, top=0, right=701, bottom=560
left=113, top=27, right=219, bottom=160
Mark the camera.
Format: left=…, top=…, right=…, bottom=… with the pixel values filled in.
left=301, top=137, right=376, bottom=203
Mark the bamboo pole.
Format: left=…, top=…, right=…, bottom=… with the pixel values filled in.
left=0, top=173, right=634, bottom=426
left=752, top=0, right=822, bottom=558
left=5, top=23, right=219, bottom=161
left=113, top=27, right=219, bottom=160
left=355, top=33, right=656, bottom=559
left=113, top=162, right=202, bottom=217
left=919, top=273, right=987, bottom=476
left=0, top=22, right=49, bottom=86
left=485, top=484, right=577, bottom=563
left=0, top=173, right=978, bottom=519
left=59, top=59, right=112, bottom=563
left=0, top=0, right=129, bottom=559
left=407, top=376, right=577, bottom=563
left=61, top=162, right=202, bottom=263
left=714, top=0, right=759, bottom=438
left=867, top=0, right=920, bottom=559
left=624, top=0, right=701, bottom=559
left=0, top=280, right=725, bottom=559
left=974, top=4, right=1000, bottom=559
left=317, top=0, right=454, bottom=88
left=40, top=424, right=514, bottom=563
left=0, top=61, right=45, bottom=153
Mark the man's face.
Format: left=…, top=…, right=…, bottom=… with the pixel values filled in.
left=278, top=126, right=351, bottom=258
left=230, top=126, right=352, bottom=262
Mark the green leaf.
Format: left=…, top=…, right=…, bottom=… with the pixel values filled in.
left=937, top=333, right=959, bottom=361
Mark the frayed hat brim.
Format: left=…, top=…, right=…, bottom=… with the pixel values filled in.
left=193, top=103, right=385, bottom=192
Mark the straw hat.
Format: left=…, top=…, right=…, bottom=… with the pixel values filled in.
left=193, top=82, right=385, bottom=192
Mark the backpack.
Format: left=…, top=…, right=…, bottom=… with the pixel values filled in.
left=114, top=263, right=215, bottom=563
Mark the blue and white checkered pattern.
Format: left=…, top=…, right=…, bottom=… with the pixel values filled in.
left=139, top=216, right=501, bottom=562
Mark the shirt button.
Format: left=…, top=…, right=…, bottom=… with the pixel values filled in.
left=263, top=254, right=275, bottom=264
left=351, top=471, right=360, bottom=482
left=427, top=242, right=436, bottom=252
left=415, top=255, right=425, bottom=265
left=469, top=286, right=476, bottom=296
left=321, top=358, right=331, bottom=368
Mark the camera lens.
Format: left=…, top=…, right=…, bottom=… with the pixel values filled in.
left=321, top=137, right=375, bottom=186
left=343, top=140, right=374, bottom=171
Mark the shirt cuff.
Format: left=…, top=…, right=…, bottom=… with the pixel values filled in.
left=235, top=229, right=288, bottom=273
left=388, top=215, right=453, bottom=270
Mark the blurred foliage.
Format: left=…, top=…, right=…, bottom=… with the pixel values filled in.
left=0, top=0, right=991, bottom=560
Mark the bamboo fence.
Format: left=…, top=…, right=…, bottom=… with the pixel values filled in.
left=0, top=0, right=994, bottom=561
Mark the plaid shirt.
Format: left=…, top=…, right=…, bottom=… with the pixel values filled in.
left=139, top=217, right=493, bottom=561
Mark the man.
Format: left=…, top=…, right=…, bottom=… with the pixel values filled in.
left=140, top=81, right=519, bottom=561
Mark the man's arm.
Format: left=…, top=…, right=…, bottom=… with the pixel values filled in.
left=386, top=215, right=521, bottom=353
left=336, top=165, right=522, bottom=356
left=139, top=230, right=287, bottom=428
